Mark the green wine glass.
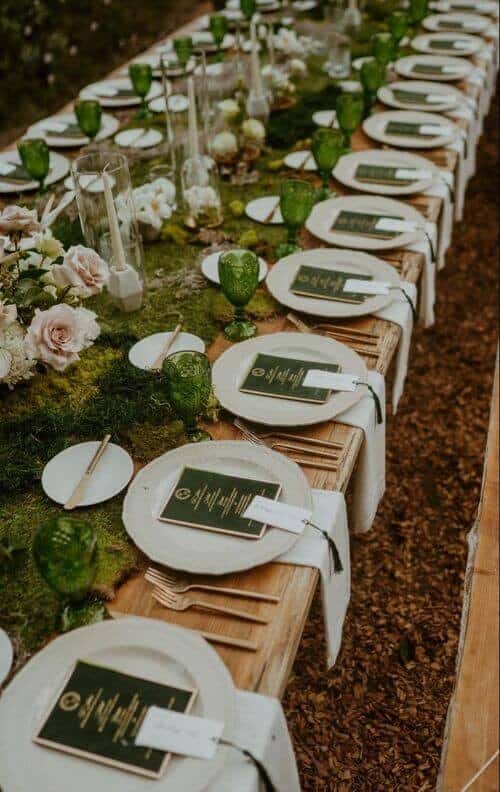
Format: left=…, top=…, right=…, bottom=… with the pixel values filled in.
left=311, top=128, right=344, bottom=201
left=372, top=32, right=394, bottom=76
left=409, top=0, right=428, bottom=25
left=209, top=14, right=229, bottom=61
left=173, top=36, right=194, bottom=71
left=74, top=99, right=102, bottom=142
left=163, top=351, right=213, bottom=442
left=388, top=10, right=409, bottom=56
left=336, top=92, right=364, bottom=150
left=278, top=179, right=315, bottom=256
left=240, top=0, right=257, bottom=21
left=17, top=138, right=50, bottom=193
left=360, top=57, right=384, bottom=116
left=129, top=62, right=154, bottom=119
left=218, top=249, right=259, bottom=342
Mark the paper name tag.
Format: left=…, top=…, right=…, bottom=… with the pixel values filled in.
left=452, top=40, right=471, bottom=48
left=375, top=217, right=417, bottom=233
left=303, top=370, right=360, bottom=391
left=94, top=85, right=118, bottom=97
left=442, top=65, right=461, bottom=72
left=135, top=707, right=224, bottom=760
left=344, top=278, right=390, bottom=295
left=395, top=168, right=433, bottom=179
left=243, top=496, right=311, bottom=534
left=419, top=124, right=454, bottom=135
left=0, top=162, right=15, bottom=176
left=43, top=120, right=69, bottom=133
left=426, top=94, right=454, bottom=103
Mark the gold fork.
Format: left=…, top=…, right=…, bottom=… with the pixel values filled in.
left=145, top=566, right=281, bottom=603
left=152, top=587, right=270, bottom=623
left=237, top=423, right=338, bottom=472
left=287, top=312, right=380, bottom=358
left=234, top=418, right=343, bottom=450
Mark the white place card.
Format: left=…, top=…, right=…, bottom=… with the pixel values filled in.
left=426, top=94, right=455, bottom=103
left=43, top=120, right=70, bottom=133
left=243, top=496, right=312, bottom=535
left=344, top=278, right=390, bottom=295
left=375, top=217, right=418, bottom=233
left=135, top=707, right=224, bottom=760
left=303, top=370, right=361, bottom=392
left=441, top=65, right=462, bottom=73
left=419, top=124, right=454, bottom=135
left=0, top=162, right=15, bottom=176
left=94, top=85, right=119, bottom=97
left=451, top=40, right=471, bottom=49
left=394, top=168, right=433, bottom=179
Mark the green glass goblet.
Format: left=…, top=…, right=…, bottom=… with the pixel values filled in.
left=311, top=128, right=344, bottom=201
left=163, top=351, right=213, bottom=442
left=129, top=62, right=154, bottom=119
left=360, top=57, right=384, bottom=116
left=336, top=92, right=364, bottom=150
left=33, top=516, right=102, bottom=632
left=278, top=178, right=315, bottom=257
left=388, top=10, right=409, bottom=56
left=17, top=138, right=50, bottom=193
left=218, top=249, right=259, bottom=342
left=372, top=32, right=394, bottom=76
left=240, top=0, right=257, bottom=21
left=409, top=0, right=428, bottom=25
left=209, top=14, right=229, bottom=61
left=74, top=99, right=102, bottom=142
left=173, top=36, right=194, bottom=71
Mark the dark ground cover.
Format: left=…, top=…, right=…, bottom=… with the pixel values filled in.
left=283, top=97, right=499, bottom=790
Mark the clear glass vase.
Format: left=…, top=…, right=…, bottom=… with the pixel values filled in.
left=181, top=154, right=223, bottom=228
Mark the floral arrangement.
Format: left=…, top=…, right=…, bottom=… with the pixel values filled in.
left=0, top=204, right=106, bottom=388
left=271, top=27, right=320, bottom=58
left=210, top=98, right=266, bottom=172
left=120, top=177, right=177, bottom=240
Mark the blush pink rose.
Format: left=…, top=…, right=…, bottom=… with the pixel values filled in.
left=0, top=205, right=40, bottom=236
left=25, top=304, right=100, bottom=371
left=53, top=244, right=109, bottom=297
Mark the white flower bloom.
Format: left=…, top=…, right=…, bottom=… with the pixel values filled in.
left=289, top=58, right=307, bottom=76
left=25, top=303, right=100, bottom=372
left=18, top=250, right=45, bottom=272
left=0, top=300, right=17, bottom=329
left=0, top=205, right=40, bottom=236
left=0, top=321, right=35, bottom=388
left=34, top=229, right=64, bottom=260
left=129, top=178, right=177, bottom=230
left=241, top=118, right=266, bottom=144
left=52, top=245, right=109, bottom=297
left=184, top=185, right=221, bottom=219
left=218, top=99, right=240, bottom=120
left=210, top=131, right=239, bottom=159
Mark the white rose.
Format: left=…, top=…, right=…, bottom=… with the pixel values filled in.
left=0, top=322, right=35, bottom=388
left=0, top=300, right=17, bottom=330
left=25, top=304, right=100, bottom=372
left=241, top=118, right=266, bottom=144
left=289, top=58, right=307, bottom=76
left=218, top=99, right=240, bottom=120
left=210, top=131, right=239, bottom=159
left=0, top=205, right=40, bottom=236
left=52, top=244, right=109, bottom=297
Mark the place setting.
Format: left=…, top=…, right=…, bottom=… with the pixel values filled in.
left=411, top=31, right=483, bottom=56
left=422, top=11, right=490, bottom=33
left=332, top=148, right=439, bottom=195
left=0, top=146, right=70, bottom=194
left=362, top=109, right=459, bottom=149
left=395, top=53, right=473, bottom=81
left=377, top=79, right=462, bottom=112
left=79, top=77, right=162, bottom=108
left=25, top=111, right=120, bottom=148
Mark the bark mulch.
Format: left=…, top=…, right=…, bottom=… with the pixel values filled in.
left=283, top=97, right=499, bottom=791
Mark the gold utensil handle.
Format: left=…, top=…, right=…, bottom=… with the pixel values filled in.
left=273, top=431, right=343, bottom=450
left=290, top=456, right=338, bottom=472
left=64, top=434, right=112, bottom=510
left=196, top=600, right=269, bottom=624
left=151, top=323, right=182, bottom=371
left=263, top=199, right=280, bottom=224
left=200, top=630, right=259, bottom=651
left=273, top=441, right=338, bottom=460
left=194, top=584, right=280, bottom=603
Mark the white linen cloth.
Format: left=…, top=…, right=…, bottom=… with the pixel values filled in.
left=375, top=281, right=417, bottom=414
left=405, top=220, right=438, bottom=327
left=209, top=689, right=301, bottom=792
left=423, top=173, right=454, bottom=269
left=336, top=370, right=386, bottom=535
left=277, top=488, right=350, bottom=668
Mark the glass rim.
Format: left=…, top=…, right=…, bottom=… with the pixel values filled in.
left=163, top=349, right=210, bottom=366
left=71, top=150, right=130, bottom=177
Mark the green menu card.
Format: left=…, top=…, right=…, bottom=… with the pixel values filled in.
left=411, top=63, right=448, bottom=75
left=331, top=210, right=402, bottom=239
left=354, top=163, right=416, bottom=186
left=392, top=88, right=435, bottom=105
left=428, top=38, right=464, bottom=49
left=34, top=660, right=197, bottom=779
left=385, top=121, right=434, bottom=137
left=46, top=122, right=86, bottom=139
left=159, top=466, right=281, bottom=539
left=239, top=352, right=341, bottom=403
left=1, top=163, right=32, bottom=183
left=437, top=19, right=464, bottom=28
left=290, top=264, right=370, bottom=304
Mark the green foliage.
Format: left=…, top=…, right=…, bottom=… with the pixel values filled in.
left=267, top=83, right=342, bottom=149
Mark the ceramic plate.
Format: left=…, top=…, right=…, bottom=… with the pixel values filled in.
left=0, top=629, right=13, bottom=686
left=431, top=0, right=497, bottom=12
left=363, top=109, right=457, bottom=149
left=114, top=128, right=164, bottom=149
left=395, top=53, right=472, bottom=81
left=245, top=196, right=283, bottom=224
left=306, top=194, right=423, bottom=250
left=0, top=618, right=234, bottom=792
left=80, top=78, right=162, bottom=107
left=422, top=11, right=489, bottom=32
left=149, top=94, right=189, bottom=114
left=284, top=150, right=318, bottom=171
left=0, top=151, right=70, bottom=194
left=378, top=79, right=462, bottom=111
left=293, top=0, right=318, bottom=10
left=25, top=113, right=119, bottom=148
left=127, top=51, right=191, bottom=78
left=312, top=110, right=339, bottom=128
left=123, top=440, right=311, bottom=573
left=333, top=148, right=438, bottom=195
left=411, top=31, right=483, bottom=55
left=42, top=441, right=134, bottom=506
left=128, top=331, right=205, bottom=370
left=266, top=247, right=400, bottom=318
left=212, top=332, right=366, bottom=427
left=200, top=250, right=268, bottom=284
left=191, top=32, right=236, bottom=52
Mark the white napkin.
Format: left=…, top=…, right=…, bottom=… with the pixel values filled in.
left=209, top=690, right=301, bottom=792
left=405, top=220, right=438, bottom=327
left=375, top=281, right=417, bottom=414
left=423, top=172, right=454, bottom=268
left=93, top=84, right=119, bottom=97
left=0, top=161, right=16, bottom=176
left=336, top=370, right=386, bottom=535
left=276, top=489, right=350, bottom=668
left=446, top=135, right=466, bottom=220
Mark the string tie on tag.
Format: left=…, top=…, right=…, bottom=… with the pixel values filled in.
left=420, top=226, right=436, bottom=262
left=389, top=286, right=417, bottom=322
left=358, top=382, right=383, bottom=424
left=219, top=738, right=276, bottom=792
left=304, top=521, right=343, bottom=575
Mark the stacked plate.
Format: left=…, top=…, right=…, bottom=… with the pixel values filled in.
left=378, top=80, right=463, bottom=112
left=25, top=113, right=119, bottom=147
left=411, top=31, right=483, bottom=55
left=333, top=149, right=439, bottom=195
left=363, top=109, right=457, bottom=149
left=0, top=151, right=69, bottom=194
left=395, top=53, right=473, bottom=81
left=422, top=11, right=489, bottom=32
left=79, top=78, right=162, bottom=108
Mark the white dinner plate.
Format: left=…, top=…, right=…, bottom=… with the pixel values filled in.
left=128, top=331, right=205, bottom=370
left=25, top=113, right=119, bottom=148
left=306, top=194, right=424, bottom=250
left=123, top=440, right=311, bottom=573
left=312, top=110, right=339, bottom=128
left=431, top=0, right=497, bottom=13
left=378, top=79, right=462, bottom=111
left=293, top=0, right=318, bottom=10
left=213, top=332, right=366, bottom=427
left=0, top=151, right=70, bottom=194
left=395, top=53, right=472, bottom=81
left=0, top=629, right=13, bottom=686
left=422, top=11, right=489, bottom=32
left=114, top=128, right=164, bottom=149
left=411, top=31, right=483, bottom=55
left=127, top=51, right=192, bottom=78
left=200, top=250, right=268, bottom=284
left=0, top=618, right=235, bottom=792
left=333, top=149, right=438, bottom=195
left=80, top=78, right=162, bottom=108
left=191, top=32, right=236, bottom=52
left=284, top=150, right=318, bottom=171
left=266, top=248, right=400, bottom=318
left=149, top=93, right=189, bottom=114
left=363, top=109, right=457, bottom=149
left=42, top=441, right=134, bottom=506
left=245, top=196, right=283, bottom=224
